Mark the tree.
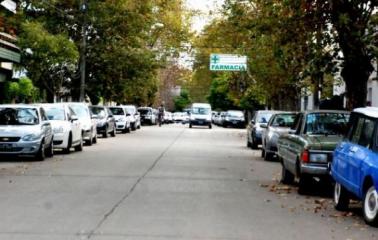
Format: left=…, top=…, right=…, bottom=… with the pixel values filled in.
left=4, top=77, right=39, bottom=103
left=174, top=89, right=191, bottom=111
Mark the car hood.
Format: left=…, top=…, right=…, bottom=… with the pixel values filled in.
left=0, top=125, right=41, bottom=137
left=49, top=120, right=70, bottom=129
left=302, top=135, right=343, bottom=151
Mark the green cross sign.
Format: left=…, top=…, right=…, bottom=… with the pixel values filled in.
left=211, top=55, right=220, bottom=64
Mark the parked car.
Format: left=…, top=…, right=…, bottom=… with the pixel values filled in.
left=173, top=112, right=185, bottom=122
left=42, top=103, right=83, bottom=153
left=89, top=106, right=116, bottom=138
left=217, top=111, right=227, bottom=126
left=0, top=104, right=53, bottom=160
left=164, top=111, right=174, bottom=124
left=277, top=110, right=350, bottom=193
left=331, top=107, right=378, bottom=226
left=123, top=105, right=141, bottom=131
left=138, top=107, right=157, bottom=125
left=223, top=110, right=245, bottom=128
left=109, top=106, right=131, bottom=133
left=68, top=102, right=97, bottom=145
left=189, top=103, right=212, bottom=129
left=247, top=110, right=280, bottom=149
left=261, top=112, right=297, bottom=161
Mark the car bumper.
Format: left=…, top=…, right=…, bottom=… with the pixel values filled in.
left=116, top=122, right=128, bottom=130
left=225, top=120, right=245, bottom=127
left=190, top=120, right=211, bottom=126
left=52, top=133, right=69, bottom=149
left=96, top=125, right=107, bottom=134
left=301, top=163, right=329, bottom=175
left=0, top=140, right=42, bottom=156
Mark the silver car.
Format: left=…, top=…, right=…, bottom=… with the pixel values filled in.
left=261, top=112, right=297, bottom=161
left=0, top=104, right=54, bottom=160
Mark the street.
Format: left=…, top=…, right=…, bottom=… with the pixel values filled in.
left=0, top=125, right=376, bottom=240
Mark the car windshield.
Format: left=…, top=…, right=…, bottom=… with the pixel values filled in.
left=227, top=111, right=244, bottom=117
left=125, top=107, right=135, bottom=114
left=192, top=107, right=210, bottom=115
left=109, top=107, right=124, bottom=116
left=70, top=105, right=89, bottom=119
left=305, top=112, right=350, bottom=135
left=271, top=113, right=296, bottom=128
left=45, top=107, right=65, bottom=121
left=90, top=107, right=106, bottom=119
left=257, top=113, right=273, bottom=123
left=138, top=109, right=150, bottom=115
left=0, top=108, right=39, bottom=125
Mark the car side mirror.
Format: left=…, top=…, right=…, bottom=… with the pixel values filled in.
left=71, top=115, right=79, bottom=122
left=260, top=123, right=268, bottom=129
left=91, top=114, right=98, bottom=120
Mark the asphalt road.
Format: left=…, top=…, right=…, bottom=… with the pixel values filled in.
left=0, top=124, right=376, bottom=240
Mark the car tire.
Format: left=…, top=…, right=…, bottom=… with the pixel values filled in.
left=261, top=148, right=265, bottom=158
left=110, top=125, right=116, bottom=137
left=63, top=134, right=72, bottom=154
left=92, top=134, right=97, bottom=144
left=86, top=131, right=93, bottom=146
left=35, top=141, right=46, bottom=161
left=247, top=140, right=251, bottom=148
left=75, top=137, right=83, bottom=152
left=298, top=174, right=312, bottom=195
left=137, top=123, right=141, bottom=129
left=363, top=186, right=378, bottom=226
left=209, top=124, right=212, bottom=129
left=264, top=152, right=273, bottom=161
left=103, top=126, right=109, bottom=138
left=334, top=182, right=350, bottom=211
left=131, top=123, right=136, bottom=131
left=45, top=140, right=54, bottom=158
left=251, top=134, right=258, bottom=149
left=280, top=163, right=294, bottom=185
left=189, top=123, right=192, bottom=128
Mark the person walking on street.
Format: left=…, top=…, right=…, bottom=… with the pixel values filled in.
left=158, top=104, right=165, bottom=127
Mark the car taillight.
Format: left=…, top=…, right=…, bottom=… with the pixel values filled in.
left=301, top=150, right=309, bottom=163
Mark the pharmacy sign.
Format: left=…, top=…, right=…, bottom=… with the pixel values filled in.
left=210, top=54, right=247, bottom=71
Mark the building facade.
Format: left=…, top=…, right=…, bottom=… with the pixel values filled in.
left=0, top=0, right=20, bottom=102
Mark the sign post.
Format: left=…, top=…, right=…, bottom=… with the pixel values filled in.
left=210, top=54, right=247, bottom=71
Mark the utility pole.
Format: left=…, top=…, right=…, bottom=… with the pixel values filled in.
left=79, top=0, right=88, bottom=102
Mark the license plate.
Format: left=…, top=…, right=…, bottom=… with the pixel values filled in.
left=198, top=121, right=203, bottom=124
left=233, top=121, right=237, bottom=124
left=0, top=143, right=13, bottom=151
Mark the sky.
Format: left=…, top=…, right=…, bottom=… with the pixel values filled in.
left=185, top=0, right=224, bottom=33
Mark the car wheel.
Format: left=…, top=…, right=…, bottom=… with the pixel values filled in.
left=334, top=182, right=350, bottom=211
left=189, top=124, right=192, bottom=128
left=92, top=133, right=97, bottom=144
left=264, top=152, right=273, bottom=161
left=45, top=140, right=54, bottom=158
left=103, top=126, right=109, bottom=138
left=75, top=136, right=84, bottom=152
left=63, top=134, right=72, bottom=154
left=363, top=186, right=378, bottom=226
left=86, top=131, right=93, bottom=146
left=35, top=141, right=46, bottom=161
left=251, top=134, right=258, bottom=149
left=209, top=124, right=212, bottom=129
left=280, top=163, right=294, bottom=184
left=247, top=140, right=251, bottom=148
left=131, top=123, right=136, bottom=131
left=111, top=125, right=116, bottom=137
left=137, top=123, right=141, bottom=129
left=261, top=148, right=265, bottom=158
left=298, top=174, right=312, bottom=195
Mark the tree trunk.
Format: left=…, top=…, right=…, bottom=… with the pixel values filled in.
left=342, top=60, right=371, bottom=110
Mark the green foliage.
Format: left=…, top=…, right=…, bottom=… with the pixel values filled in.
left=174, top=89, right=191, bottom=111
left=4, top=77, right=39, bottom=103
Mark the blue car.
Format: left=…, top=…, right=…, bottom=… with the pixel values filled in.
left=331, top=107, right=378, bottom=226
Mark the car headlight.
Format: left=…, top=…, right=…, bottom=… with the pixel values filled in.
left=309, top=153, right=328, bottom=163
left=22, top=134, right=41, bottom=141
left=225, top=117, right=230, bottom=121
left=53, top=126, right=64, bottom=134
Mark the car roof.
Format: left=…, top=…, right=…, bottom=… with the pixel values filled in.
left=302, top=110, right=350, bottom=114
left=354, top=107, right=378, bottom=118
left=0, top=104, right=39, bottom=109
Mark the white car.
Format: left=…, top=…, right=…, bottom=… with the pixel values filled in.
left=123, top=105, right=141, bottom=131
left=68, top=102, right=97, bottom=145
left=164, top=111, right=173, bottom=123
left=42, top=103, right=83, bottom=153
left=0, top=104, right=54, bottom=160
left=109, top=106, right=131, bottom=133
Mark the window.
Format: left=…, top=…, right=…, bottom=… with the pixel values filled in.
left=40, top=108, right=48, bottom=121
left=350, top=115, right=376, bottom=148
left=271, top=113, right=296, bottom=128
left=304, top=112, right=349, bottom=135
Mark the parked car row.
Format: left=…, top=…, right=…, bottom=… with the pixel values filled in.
left=247, top=107, right=378, bottom=226
left=212, top=110, right=246, bottom=128
left=0, top=103, right=142, bottom=161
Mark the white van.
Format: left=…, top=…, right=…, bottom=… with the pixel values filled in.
left=189, top=103, right=212, bottom=129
